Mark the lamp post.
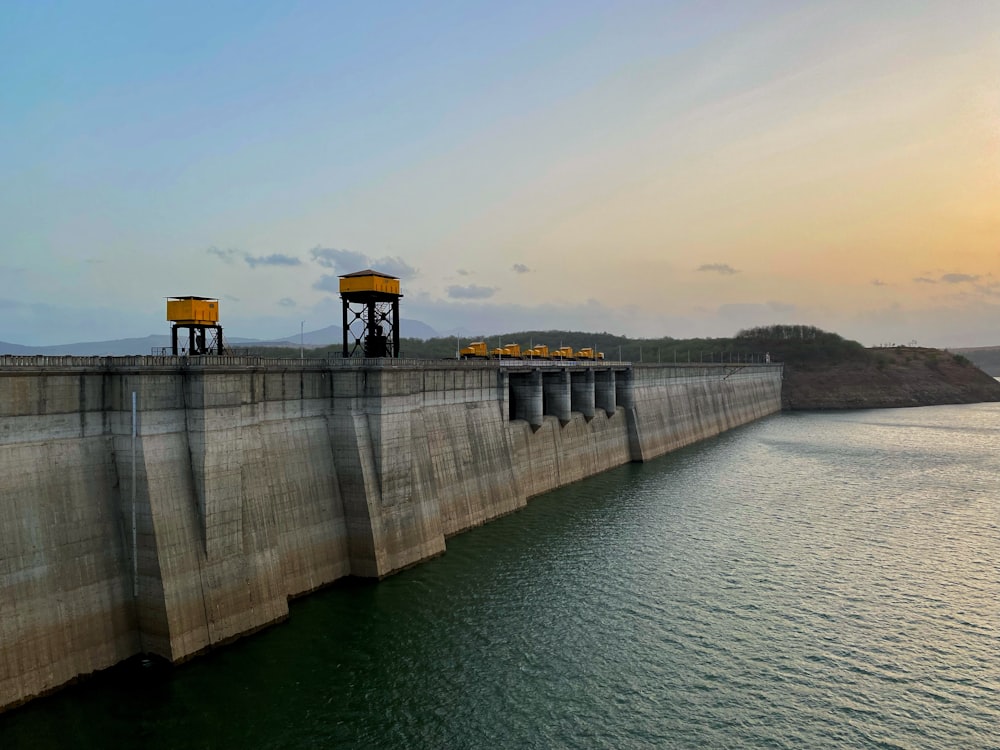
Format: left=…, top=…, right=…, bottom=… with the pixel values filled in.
left=300, top=321, right=304, bottom=359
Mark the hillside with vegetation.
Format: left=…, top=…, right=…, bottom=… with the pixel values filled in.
left=243, top=324, right=1000, bottom=410
left=734, top=325, right=1000, bottom=409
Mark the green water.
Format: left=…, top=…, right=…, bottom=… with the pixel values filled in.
left=3, top=404, right=999, bottom=749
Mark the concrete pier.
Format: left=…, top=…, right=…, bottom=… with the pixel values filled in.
left=571, top=369, right=595, bottom=420
left=542, top=369, right=572, bottom=425
left=595, top=369, right=616, bottom=415
left=0, top=355, right=782, bottom=711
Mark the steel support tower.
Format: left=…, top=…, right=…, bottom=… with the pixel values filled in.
left=339, top=270, right=402, bottom=358
left=166, top=296, right=224, bottom=355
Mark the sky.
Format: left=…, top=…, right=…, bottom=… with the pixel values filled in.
left=3, top=1, right=999, bottom=347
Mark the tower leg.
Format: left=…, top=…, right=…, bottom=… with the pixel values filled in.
left=367, top=301, right=376, bottom=357
left=342, top=302, right=349, bottom=358
left=392, top=298, right=400, bottom=357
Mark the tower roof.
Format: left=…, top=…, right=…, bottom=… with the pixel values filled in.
left=338, top=269, right=399, bottom=279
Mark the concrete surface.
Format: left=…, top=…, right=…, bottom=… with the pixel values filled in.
left=0, top=356, right=781, bottom=710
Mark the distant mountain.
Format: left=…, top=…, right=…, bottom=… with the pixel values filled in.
left=0, top=318, right=441, bottom=356
left=0, top=333, right=262, bottom=356
left=259, top=325, right=341, bottom=348
left=0, top=341, right=36, bottom=355
left=265, top=319, right=439, bottom=348
left=401, top=319, right=439, bottom=340
left=0, top=335, right=174, bottom=356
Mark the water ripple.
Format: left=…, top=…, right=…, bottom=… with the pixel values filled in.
left=3, top=404, right=1000, bottom=749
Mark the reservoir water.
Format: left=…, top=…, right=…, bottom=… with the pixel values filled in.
left=3, top=403, right=998, bottom=749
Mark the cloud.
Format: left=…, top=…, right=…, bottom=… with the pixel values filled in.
left=311, top=247, right=368, bottom=271
left=310, top=246, right=418, bottom=280
left=313, top=274, right=341, bottom=293
left=716, top=301, right=798, bottom=322
left=376, top=256, right=419, bottom=280
left=844, top=299, right=1000, bottom=348
left=447, top=284, right=498, bottom=300
left=511, top=263, right=530, bottom=274
left=244, top=253, right=301, bottom=269
left=697, top=263, right=739, bottom=275
left=940, top=273, right=980, bottom=284
left=277, top=297, right=297, bottom=308
left=207, top=246, right=239, bottom=263
left=915, top=272, right=982, bottom=285
left=207, top=246, right=301, bottom=269
left=977, top=280, right=1000, bottom=298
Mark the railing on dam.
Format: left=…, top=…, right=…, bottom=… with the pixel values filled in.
left=0, top=354, right=779, bottom=373
left=0, top=354, right=634, bottom=370
left=0, top=354, right=763, bottom=369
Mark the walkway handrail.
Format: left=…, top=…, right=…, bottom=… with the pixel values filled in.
left=0, top=353, right=782, bottom=370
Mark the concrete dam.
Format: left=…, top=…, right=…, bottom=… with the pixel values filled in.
left=0, top=355, right=782, bottom=711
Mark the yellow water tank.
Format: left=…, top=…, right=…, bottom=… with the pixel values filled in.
left=167, top=297, right=219, bottom=324
left=339, top=270, right=401, bottom=295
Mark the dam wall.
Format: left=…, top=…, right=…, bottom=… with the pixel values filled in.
left=0, top=356, right=782, bottom=711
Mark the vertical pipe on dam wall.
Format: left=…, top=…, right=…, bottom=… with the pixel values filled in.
left=0, top=358, right=782, bottom=713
